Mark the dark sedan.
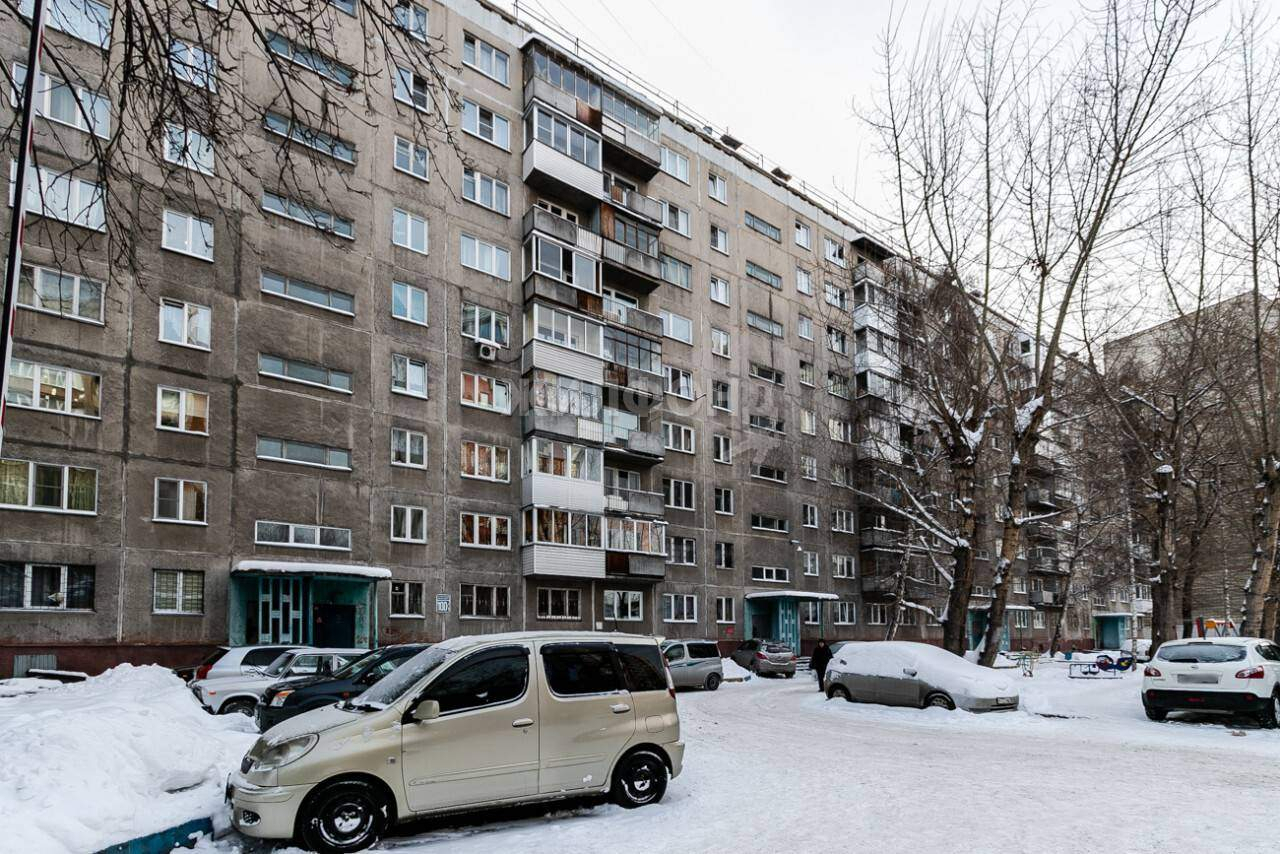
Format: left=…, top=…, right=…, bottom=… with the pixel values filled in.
left=255, top=643, right=428, bottom=732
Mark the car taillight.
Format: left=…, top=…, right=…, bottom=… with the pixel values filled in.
left=790, top=654, right=797, bottom=662
left=1143, top=666, right=1161, bottom=677
left=195, top=664, right=212, bottom=680
left=665, top=664, right=676, bottom=699
left=755, top=652, right=767, bottom=660
left=1236, top=666, right=1265, bottom=679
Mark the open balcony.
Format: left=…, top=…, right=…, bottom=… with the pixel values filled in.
left=860, top=528, right=906, bottom=550
left=598, top=295, right=663, bottom=339
left=602, top=363, right=664, bottom=403
left=1025, top=485, right=1058, bottom=508
left=604, top=485, right=665, bottom=516
left=603, top=174, right=662, bottom=224
left=601, top=115, right=661, bottom=178
left=601, top=237, right=662, bottom=292
left=601, top=422, right=664, bottom=465
left=1030, top=589, right=1064, bottom=608
left=853, top=260, right=886, bottom=286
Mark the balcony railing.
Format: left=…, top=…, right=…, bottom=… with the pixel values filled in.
left=603, top=485, right=665, bottom=516
left=860, top=528, right=905, bottom=549
left=600, top=296, right=663, bottom=338
left=603, top=175, right=662, bottom=223
left=852, top=260, right=885, bottom=286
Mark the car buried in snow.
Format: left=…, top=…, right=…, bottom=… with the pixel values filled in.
left=824, top=641, right=1019, bottom=712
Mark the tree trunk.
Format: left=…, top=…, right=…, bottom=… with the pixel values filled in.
left=979, top=462, right=1028, bottom=667
left=942, top=462, right=980, bottom=655
left=1149, top=467, right=1179, bottom=654
left=1242, top=464, right=1280, bottom=633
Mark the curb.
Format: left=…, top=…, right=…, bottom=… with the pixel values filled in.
left=94, top=817, right=212, bottom=854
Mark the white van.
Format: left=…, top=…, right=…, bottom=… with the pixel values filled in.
left=227, top=631, right=683, bottom=852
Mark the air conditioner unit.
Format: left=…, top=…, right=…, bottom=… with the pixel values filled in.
left=477, top=343, right=498, bottom=362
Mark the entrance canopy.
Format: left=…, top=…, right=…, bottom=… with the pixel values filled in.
left=233, top=560, right=391, bottom=579
left=229, top=561, right=387, bottom=649
left=745, top=591, right=839, bottom=601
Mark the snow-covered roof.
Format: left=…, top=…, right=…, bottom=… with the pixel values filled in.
left=233, top=560, right=392, bottom=580
left=967, top=603, right=1034, bottom=611
left=745, top=591, right=840, bottom=601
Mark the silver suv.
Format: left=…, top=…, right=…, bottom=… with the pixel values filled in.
left=730, top=639, right=797, bottom=677
left=662, top=640, right=724, bottom=690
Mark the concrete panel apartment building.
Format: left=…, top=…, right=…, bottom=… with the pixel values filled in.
left=0, top=0, right=1111, bottom=675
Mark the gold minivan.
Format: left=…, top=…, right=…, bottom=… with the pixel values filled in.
left=227, top=631, right=684, bottom=852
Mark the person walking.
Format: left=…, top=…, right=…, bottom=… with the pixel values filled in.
left=810, top=639, right=833, bottom=693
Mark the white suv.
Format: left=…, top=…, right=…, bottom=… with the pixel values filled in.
left=1142, top=637, right=1280, bottom=725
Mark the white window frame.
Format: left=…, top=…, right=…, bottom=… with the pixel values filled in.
left=795, top=221, right=812, bottom=249
left=834, top=602, right=857, bottom=625
left=459, top=582, right=511, bottom=619
left=714, top=541, right=734, bottom=569
left=462, top=167, right=510, bottom=216
left=798, top=314, right=813, bottom=340
left=714, top=487, right=734, bottom=515
left=796, top=266, right=813, bottom=295
left=711, top=379, right=732, bottom=411
left=751, top=565, right=790, bottom=584
left=803, top=504, right=818, bottom=528
left=392, top=281, right=429, bottom=326
left=152, top=568, right=204, bottom=615
left=461, top=98, right=510, bottom=150
left=6, top=358, right=100, bottom=418
left=155, top=386, right=209, bottom=435
left=390, top=504, right=428, bottom=543
left=716, top=596, right=735, bottom=624
left=460, top=439, right=511, bottom=483
left=661, top=310, right=693, bottom=344
left=158, top=298, right=211, bottom=350
left=152, top=477, right=207, bottom=525
left=536, top=587, right=581, bottom=621
left=803, top=551, right=820, bottom=576
left=163, top=123, right=214, bottom=175
left=9, top=161, right=104, bottom=231
left=463, top=32, right=510, bottom=85
left=667, top=536, right=696, bottom=566
left=801, top=454, right=818, bottom=480
left=393, top=135, right=430, bottom=181
left=662, top=200, right=690, bottom=237
left=0, top=458, right=97, bottom=514
left=161, top=209, right=214, bottom=260
left=711, top=328, right=731, bottom=358
left=664, top=478, right=695, bottom=511
left=663, top=593, right=697, bottom=623
left=459, top=512, right=512, bottom=550
left=833, top=554, right=856, bottom=578
left=390, top=580, right=426, bottom=618
left=832, top=508, right=856, bottom=533
left=660, top=146, right=689, bottom=183
left=707, top=172, right=727, bottom=204
left=709, top=275, right=730, bottom=306
left=16, top=263, right=104, bottom=324
left=393, top=66, right=432, bottom=112
left=170, top=38, right=216, bottom=91
left=604, top=589, right=643, bottom=621
left=461, top=233, right=512, bottom=280
left=713, top=434, right=732, bottom=464
left=392, top=208, right=429, bottom=255
left=460, top=371, right=512, bottom=414
left=662, top=421, right=696, bottom=455
left=391, top=428, right=428, bottom=469
left=390, top=354, right=429, bottom=399
left=664, top=366, right=694, bottom=400
left=255, top=520, right=352, bottom=551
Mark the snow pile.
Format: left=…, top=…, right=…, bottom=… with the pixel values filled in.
left=0, top=664, right=256, bottom=853
left=720, top=658, right=752, bottom=681
left=0, top=677, right=65, bottom=699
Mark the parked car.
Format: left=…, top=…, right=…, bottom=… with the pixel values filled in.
left=257, top=644, right=429, bottom=732
left=227, top=631, right=683, bottom=853
left=174, top=645, right=306, bottom=683
left=730, top=639, right=797, bottom=677
left=825, top=641, right=1019, bottom=712
left=192, top=648, right=364, bottom=716
left=1142, top=637, right=1280, bottom=725
left=662, top=640, right=724, bottom=690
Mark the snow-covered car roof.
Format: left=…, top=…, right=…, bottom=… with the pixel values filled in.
left=828, top=641, right=1016, bottom=698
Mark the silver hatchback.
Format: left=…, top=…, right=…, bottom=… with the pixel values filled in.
left=730, top=639, right=797, bottom=677
left=663, top=640, right=724, bottom=690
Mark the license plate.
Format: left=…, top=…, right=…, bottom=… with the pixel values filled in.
left=1177, top=673, right=1219, bottom=685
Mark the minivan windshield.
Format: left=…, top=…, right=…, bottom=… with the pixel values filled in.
left=262, top=652, right=295, bottom=677
left=1156, top=643, right=1247, bottom=663
left=352, top=646, right=455, bottom=708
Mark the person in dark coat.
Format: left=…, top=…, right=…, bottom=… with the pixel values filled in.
left=811, top=639, right=834, bottom=692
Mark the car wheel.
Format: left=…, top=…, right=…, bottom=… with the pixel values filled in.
left=299, top=780, right=387, bottom=853
left=1259, top=695, right=1280, bottom=729
left=783, top=672, right=794, bottom=679
left=924, top=693, right=955, bottom=711
left=610, top=750, right=668, bottom=809
left=704, top=672, right=722, bottom=691
left=827, top=684, right=853, bottom=703
left=221, top=698, right=256, bottom=717
left=1143, top=703, right=1168, bottom=722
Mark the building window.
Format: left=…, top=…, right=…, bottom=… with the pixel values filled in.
left=661, top=255, right=692, bottom=290
left=749, top=363, right=784, bottom=385
left=391, top=428, right=427, bottom=468
left=750, top=513, right=788, bottom=533
left=261, top=191, right=354, bottom=239
left=170, top=38, right=216, bottom=90
left=462, top=99, right=510, bottom=149
left=661, top=310, right=693, bottom=344
left=715, top=541, right=735, bottom=569
left=833, top=555, right=856, bottom=578
left=799, top=361, right=815, bottom=386
left=803, top=504, right=818, bottom=528
left=392, top=208, right=429, bottom=254
left=664, top=366, right=694, bottom=399
left=17, top=263, right=103, bottom=323
left=256, top=520, right=351, bottom=550
left=660, top=146, right=689, bottom=182
left=19, top=0, right=110, bottom=48
left=751, top=565, right=789, bottom=583
left=461, top=440, right=510, bottom=482
left=527, top=103, right=601, bottom=169
left=5, top=359, right=100, bottom=418
left=829, top=417, right=853, bottom=444
left=462, top=167, right=510, bottom=215
left=833, top=602, right=857, bottom=625
left=604, top=590, right=643, bottom=621
left=460, top=582, right=510, bottom=618
left=801, top=454, right=818, bottom=480
left=392, top=281, right=428, bottom=325
left=152, top=569, right=203, bottom=614
left=824, top=236, right=847, bottom=267
left=1013, top=609, right=1030, bottom=629
left=744, top=211, right=781, bottom=242
left=716, top=596, right=735, bottom=624
left=664, top=478, right=695, bottom=511
left=264, top=29, right=354, bottom=86
left=393, top=66, right=432, bottom=111
left=748, top=414, right=784, bottom=434
left=663, top=593, right=697, bottom=622
left=257, top=437, right=350, bottom=470
left=391, top=354, right=428, bottom=398
left=262, top=112, right=355, bottom=163
left=662, top=201, right=690, bottom=236
left=153, top=478, right=206, bottom=525
left=261, top=270, right=354, bottom=315
left=827, top=326, right=849, bottom=356
left=393, top=135, right=430, bottom=180
left=156, top=386, right=208, bottom=434
left=745, top=260, right=782, bottom=290
left=391, top=505, right=428, bottom=543
left=662, top=421, right=696, bottom=454
left=796, top=266, right=813, bottom=295
left=751, top=464, right=787, bottom=484
left=393, top=0, right=428, bottom=40
left=799, top=409, right=816, bottom=436
left=163, top=124, right=214, bottom=174
left=668, top=537, right=696, bottom=566
left=801, top=601, right=821, bottom=625
left=825, top=281, right=849, bottom=311
left=463, top=32, right=509, bottom=84
left=795, top=221, right=812, bottom=249
left=803, top=551, right=819, bottom=576
left=461, top=234, right=512, bottom=280
left=707, top=172, right=727, bottom=203
left=710, top=275, right=730, bottom=306
left=459, top=512, right=511, bottom=549
left=537, top=588, right=581, bottom=620
left=604, top=516, right=666, bottom=555
left=9, top=161, right=104, bottom=230
left=866, top=603, right=886, bottom=625
left=460, top=372, right=511, bottom=413
left=390, top=580, right=425, bottom=617
left=0, top=563, right=94, bottom=610
left=461, top=303, right=510, bottom=347
left=746, top=311, right=784, bottom=338
left=714, top=487, right=734, bottom=515
left=161, top=210, right=214, bottom=261
left=258, top=354, right=351, bottom=393
left=829, top=372, right=851, bottom=399
left=832, top=508, right=855, bottom=533
left=798, top=315, right=813, bottom=340
left=711, top=328, right=731, bottom=359
left=713, top=434, right=732, bottom=464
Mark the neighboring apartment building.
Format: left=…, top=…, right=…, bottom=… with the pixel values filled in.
left=0, top=0, right=1113, bottom=676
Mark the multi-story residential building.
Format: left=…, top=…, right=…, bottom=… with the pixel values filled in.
left=0, top=0, right=1112, bottom=676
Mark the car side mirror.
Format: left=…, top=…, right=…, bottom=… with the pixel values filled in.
left=412, top=700, right=440, bottom=723
left=902, top=668, right=918, bottom=677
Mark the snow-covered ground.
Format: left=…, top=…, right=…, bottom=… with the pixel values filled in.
left=11, top=660, right=1280, bottom=853
left=0, top=665, right=256, bottom=853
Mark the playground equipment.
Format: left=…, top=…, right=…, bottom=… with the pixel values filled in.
left=1068, top=653, right=1136, bottom=679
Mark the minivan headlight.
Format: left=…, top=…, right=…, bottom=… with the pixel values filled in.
left=248, top=733, right=317, bottom=772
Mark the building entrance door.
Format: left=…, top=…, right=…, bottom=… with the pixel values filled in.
left=314, top=603, right=357, bottom=647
